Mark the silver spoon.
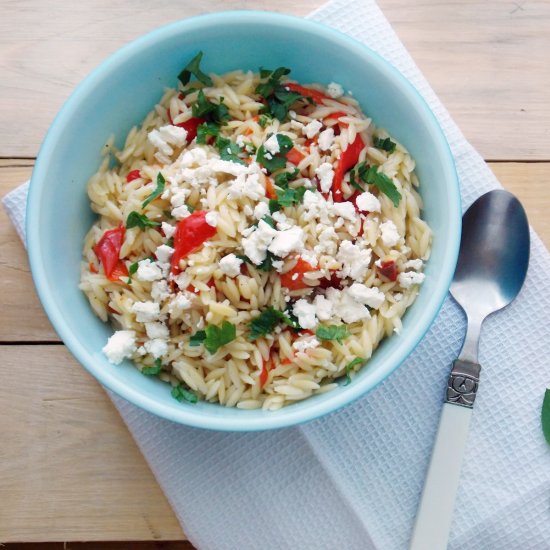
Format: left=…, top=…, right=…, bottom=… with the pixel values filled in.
left=410, top=189, right=530, bottom=550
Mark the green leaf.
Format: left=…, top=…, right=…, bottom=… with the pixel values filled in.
left=171, top=384, right=199, bottom=404
left=196, top=122, right=220, bottom=144
left=373, top=136, right=397, bottom=153
left=129, top=261, right=139, bottom=276
left=274, top=186, right=307, bottom=208
left=316, top=324, right=351, bottom=344
left=215, top=136, right=245, bottom=165
left=256, top=134, right=294, bottom=172
left=274, top=168, right=300, bottom=188
left=192, top=90, right=229, bottom=125
left=542, top=389, right=550, bottom=446
left=126, top=211, right=161, bottom=231
left=344, top=357, right=364, bottom=385
left=142, top=358, right=163, bottom=376
left=259, top=115, right=271, bottom=128
left=189, top=330, right=206, bottom=346
left=354, top=162, right=401, bottom=207
left=269, top=199, right=281, bottom=214
left=249, top=307, right=300, bottom=340
left=177, top=51, right=213, bottom=87
left=261, top=215, right=276, bottom=229
left=142, top=173, right=166, bottom=209
left=204, top=321, right=237, bottom=354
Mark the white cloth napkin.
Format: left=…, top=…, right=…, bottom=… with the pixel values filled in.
left=4, top=1, right=550, bottom=548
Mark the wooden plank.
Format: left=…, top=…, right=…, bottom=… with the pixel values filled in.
left=1, top=1, right=549, bottom=160
left=2, top=161, right=549, bottom=343
left=4, top=544, right=193, bottom=550
left=0, top=346, right=184, bottom=543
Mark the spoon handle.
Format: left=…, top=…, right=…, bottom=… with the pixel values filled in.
left=409, top=359, right=481, bottom=550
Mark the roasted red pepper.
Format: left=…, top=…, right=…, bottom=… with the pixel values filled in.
left=318, top=271, right=343, bottom=290
left=280, top=258, right=316, bottom=290
left=286, top=147, right=306, bottom=166
left=285, top=83, right=330, bottom=105
left=332, top=135, right=365, bottom=202
left=324, top=111, right=349, bottom=126
left=377, top=259, right=398, bottom=282
left=93, top=226, right=127, bottom=281
left=171, top=211, right=217, bottom=274
left=265, top=178, right=277, bottom=200
left=126, top=169, right=141, bottom=183
left=166, top=110, right=205, bottom=142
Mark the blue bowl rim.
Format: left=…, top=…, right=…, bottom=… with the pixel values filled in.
left=27, top=10, right=461, bottom=431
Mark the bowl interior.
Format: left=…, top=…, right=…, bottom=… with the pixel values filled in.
left=28, top=11, right=460, bottom=431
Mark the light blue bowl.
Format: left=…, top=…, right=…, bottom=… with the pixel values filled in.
left=27, top=11, right=460, bottom=431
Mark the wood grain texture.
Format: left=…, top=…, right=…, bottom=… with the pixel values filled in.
left=0, top=346, right=184, bottom=543
left=1, top=1, right=549, bottom=159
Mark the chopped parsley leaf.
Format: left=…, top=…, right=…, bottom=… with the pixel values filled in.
left=238, top=250, right=280, bottom=272
left=351, top=161, right=401, bottom=207
left=373, top=136, right=397, bottom=153
left=256, top=134, right=293, bottom=172
left=142, top=358, right=163, bottom=376
left=316, top=324, right=351, bottom=344
left=142, top=173, right=165, bottom=209
left=177, top=51, right=213, bottom=87
left=344, top=357, right=364, bottom=385
left=261, top=215, right=276, bottom=229
left=249, top=307, right=300, bottom=340
left=269, top=199, right=281, bottom=214
left=215, top=136, right=245, bottom=165
left=189, top=321, right=236, bottom=354
left=274, top=168, right=300, bottom=188
left=126, top=211, right=161, bottom=231
left=171, top=384, right=199, bottom=404
left=192, top=90, right=230, bottom=125
left=129, top=261, right=139, bottom=276
left=196, top=121, right=220, bottom=144
left=259, top=114, right=271, bottom=128
left=274, top=186, right=307, bottom=208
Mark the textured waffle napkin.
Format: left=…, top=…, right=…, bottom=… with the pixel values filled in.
left=4, top=1, right=550, bottom=548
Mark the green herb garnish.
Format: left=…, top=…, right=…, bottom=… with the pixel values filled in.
left=249, top=307, right=300, bottom=340
left=142, top=358, right=163, bottom=376
left=171, top=384, right=199, bottom=404
left=344, top=357, right=364, bottom=385
left=256, top=134, right=293, bottom=172
left=350, top=161, right=401, bottom=207
left=274, top=186, right=307, bottom=208
left=238, top=250, right=280, bottom=272
left=196, top=121, right=221, bottom=144
left=261, top=215, right=276, bottom=229
left=542, top=389, right=550, bottom=446
left=126, top=260, right=139, bottom=284
left=189, top=321, right=236, bottom=354
left=316, top=324, right=351, bottom=344
left=192, top=90, right=229, bottom=125
left=373, top=137, right=397, bottom=153
left=274, top=168, right=300, bottom=188
left=126, top=211, right=161, bottom=231
left=259, top=114, right=271, bottom=128
left=215, top=136, right=245, bottom=165
left=177, top=51, right=213, bottom=87
left=142, top=173, right=165, bottom=209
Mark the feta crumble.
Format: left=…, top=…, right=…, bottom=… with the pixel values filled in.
left=318, top=128, right=335, bottom=151
left=263, top=134, right=280, bottom=155
left=131, top=301, right=160, bottom=322
left=327, top=82, right=344, bottom=98
left=268, top=226, right=305, bottom=258
left=355, top=191, right=381, bottom=213
left=219, top=253, right=243, bottom=277
left=103, top=330, right=137, bottom=365
left=303, top=119, right=323, bottom=139
left=148, top=125, right=188, bottom=157
left=398, top=271, right=426, bottom=289
left=379, top=220, right=400, bottom=247
left=293, top=299, right=317, bottom=329
left=136, top=259, right=164, bottom=282
left=315, top=162, right=335, bottom=193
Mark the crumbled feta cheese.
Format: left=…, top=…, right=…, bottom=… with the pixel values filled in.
left=293, top=336, right=320, bottom=354
left=268, top=226, right=305, bottom=258
left=379, top=220, right=400, bottom=247
left=253, top=201, right=270, bottom=220
left=398, top=271, right=426, bottom=289
left=155, top=244, right=174, bottom=264
left=148, top=125, right=188, bottom=156
left=241, top=219, right=278, bottom=265
left=131, top=301, right=160, bottom=322
left=205, top=211, right=218, bottom=227
left=172, top=204, right=191, bottom=220
left=313, top=294, right=334, bottom=321
left=293, top=299, right=317, bottom=329
left=219, top=254, right=243, bottom=277
left=264, top=134, right=280, bottom=155
left=403, top=259, right=424, bottom=270
left=348, top=283, right=385, bottom=309
left=356, top=191, right=381, bottom=213
left=331, top=202, right=357, bottom=221
left=145, top=322, right=169, bottom=340
left=303, top=119, right=323, bottom=139
left=318, top=128, right=335, bottom=151
left=103, top=330, right=137, bottom=365
left=272, top=210, right=292, bottom=230
left=170, top=188, right=190, bottom=208
left=315, top=162, right=335, bottom=193
left=336, top=241, right=372, bottom=281
left=162, top=222, right=176, bottom=239
left=168, top=292, right=192, bottom=315
left=328, top=288, right=371, bottom=323
left=143, top=338, right=168, bottom=359
left=300, top=250, right=319, bottom=268
left=327, top=82, right=344, bottom=98
left=314, top=226, right=339, bottom=255
left=136, top=259, right=164, bottom=282
left=227, top=170, right=265, bottom=201
left=151, top=280, right=171, bottom=302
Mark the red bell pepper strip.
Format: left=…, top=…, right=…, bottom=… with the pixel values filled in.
left=265, top=178, right=277, bottom=200
left=166, top=110, right=205, bottom=142
left=280, top=258, right=316, bottom=290
left=324, top=111, right=349, bottom=126
left=126, top=169, right=141, bottom=183
left=93, top=226, right=127, bottom=281
left=285, top=83, right=330, bottom=105
left=171, top=211, right=217, bottom=274
left=286, top=147, right=306, bottom=166
left=332, top=135, right=365, bottom=202
left=377, top=259, right=398, bottom=282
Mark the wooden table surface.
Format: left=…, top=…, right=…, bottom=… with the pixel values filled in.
left=1, top=0, right=549, bottom=544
